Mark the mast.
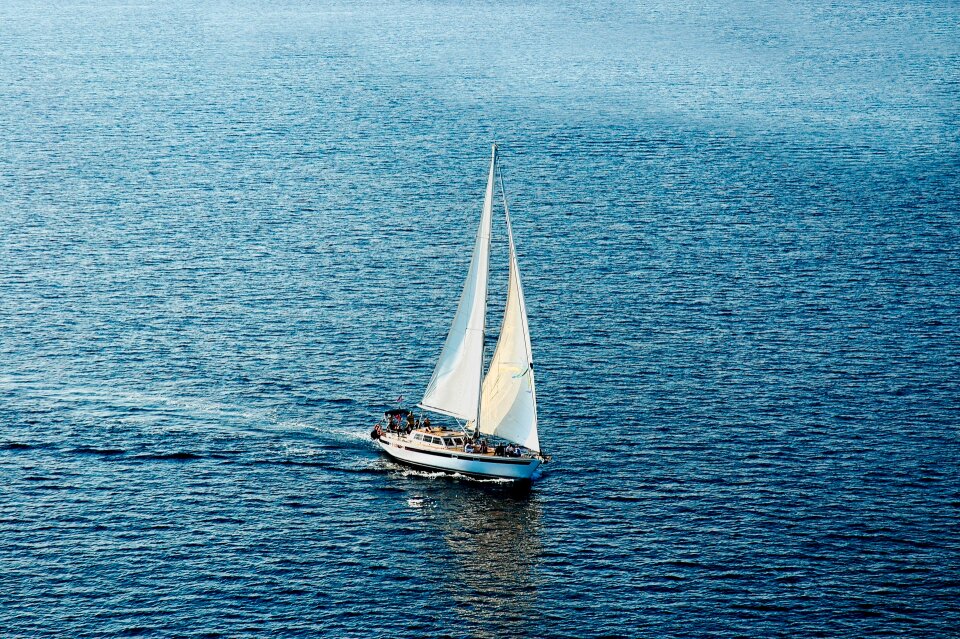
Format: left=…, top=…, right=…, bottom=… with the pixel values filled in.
left=475, top=143, right=497, bottom=438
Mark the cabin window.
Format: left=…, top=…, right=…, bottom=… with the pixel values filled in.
left=443, top=438, right=454, bottom=447
left=430, top=437, right=441, bottom=445
left=453, top=438, right=464, bottom=445
left=413, top=433, right=423, bottom=441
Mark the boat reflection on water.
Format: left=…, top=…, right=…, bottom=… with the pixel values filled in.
left=404, top=478, right=544, bottom=635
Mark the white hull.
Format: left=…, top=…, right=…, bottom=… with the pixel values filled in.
left=377, top=434, right=541, bottom=481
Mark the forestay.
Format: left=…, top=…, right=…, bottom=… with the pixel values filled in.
left=478, top=171, right=540, bottom=452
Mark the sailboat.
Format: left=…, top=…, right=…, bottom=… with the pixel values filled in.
left=372, top=144, right=546, bottom=482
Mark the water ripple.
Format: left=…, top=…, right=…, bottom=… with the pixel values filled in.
left=1, top=0, right=959, bottom=637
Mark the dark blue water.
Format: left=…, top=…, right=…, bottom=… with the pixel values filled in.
left=2, top=1, right=959, bottom=636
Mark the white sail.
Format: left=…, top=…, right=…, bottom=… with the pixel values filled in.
left=478, top=170, right=539, bottom=452
left=419, top=147, right=496, bottom=422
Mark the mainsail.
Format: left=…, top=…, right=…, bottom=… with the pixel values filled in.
left=419, top=147, right=496, bottom=422
left=478, top=167, right=539, bottom=452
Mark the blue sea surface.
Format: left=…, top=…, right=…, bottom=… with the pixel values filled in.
left=2, top=1, right=959, bottom=637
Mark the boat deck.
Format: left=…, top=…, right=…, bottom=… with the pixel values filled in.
left=380, top=428, right=533, bottom=459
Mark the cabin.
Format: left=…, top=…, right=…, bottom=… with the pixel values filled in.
left=410, top=430, right=466, bottom=449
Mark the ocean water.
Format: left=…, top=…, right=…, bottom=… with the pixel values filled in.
left=2, top=1, right=959, bottom=636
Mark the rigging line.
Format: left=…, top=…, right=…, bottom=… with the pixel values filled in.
left=497, top=157, right=539, bottom=442
left=497, top=159, right=533, bottom=370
